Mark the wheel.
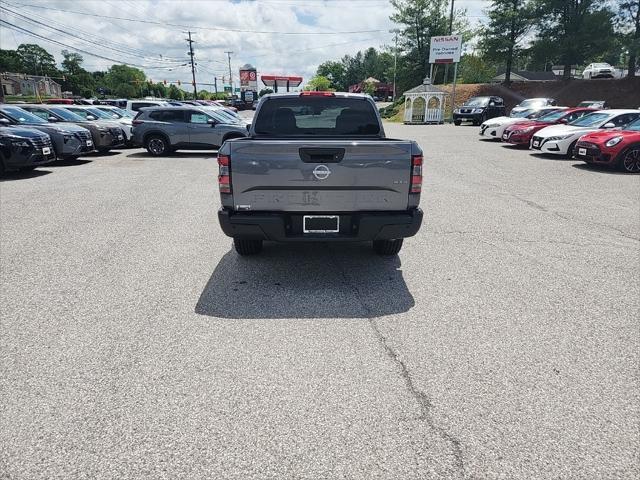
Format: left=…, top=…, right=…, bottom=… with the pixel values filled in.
left=233, top=238, right=263, bottom=255
left=373, top=238, right=403, bottom=256
left=454, top=119, right=461, bottom=126
left=619, top=146, right=640, bottom=173
left=19, top=166, right=36, bottom=172
left=62, top=155, right=80, bottom=161
left=97, top=147, right=111, bottom=154
left=0, top=154, right=5, bottom=175
left=145, top=135, right=170, bottom=156
left=565, top=140, right=578, bottom=159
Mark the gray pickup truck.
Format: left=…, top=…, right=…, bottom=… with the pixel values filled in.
left=217, top=92, right=423, bottom=255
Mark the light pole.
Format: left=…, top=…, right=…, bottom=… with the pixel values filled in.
left=390, top=29, right=400, bottom=102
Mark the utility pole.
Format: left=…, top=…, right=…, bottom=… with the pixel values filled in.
left=225, top=51, right=234, bottom=94
left=390, top=29, right=399, bottom=102
left=444, top=0, right=455, bottom=84
left=214, top=77, right=218, bottom=94
left=448, top=0, right=455, bottom=35
left=186, top=31, right=197, bottom=99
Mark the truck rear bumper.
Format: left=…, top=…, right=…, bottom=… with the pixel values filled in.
left=218, top=208, right=423, bottom=242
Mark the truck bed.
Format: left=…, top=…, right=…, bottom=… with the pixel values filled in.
left=226, top=138, right=415, bottom=212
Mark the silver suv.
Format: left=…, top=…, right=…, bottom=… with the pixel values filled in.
left=131, top=106, right=248, bottom=156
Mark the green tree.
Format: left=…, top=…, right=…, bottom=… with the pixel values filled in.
left=531, top=0, right=615, bottom=79
left=60, top=50, right=95, bottom=96
left=619, top=1, right=640, bottom=77
left=0, top=49, right=23, bottom=72
left=479, top=0, right=535, bottom=85
left=390, top=0, right=468, bottom=91
left=259, top=88, right=274, bottom=97
left=104, top=64, right=146, bottom=97
left=458, top=54, right=498, bottom=83
left=316, top=60, right=347, bottom=90
left=363, top=81, right=376, bottom=96
left=304, top=75, right=332, bottom=91
left=16, top=44, right=58, bottom=76
left=167, top=84, right=184, bottom=100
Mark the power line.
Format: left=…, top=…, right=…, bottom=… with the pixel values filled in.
left=18, top=3, right=387, bottom=35
left=2, top=2, right=187, bottom=64
left=0, top=19, right=177, bottom=70
left=0, top=5, right=186, bottom=66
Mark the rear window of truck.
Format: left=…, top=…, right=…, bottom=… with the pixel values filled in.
left=254, top=97, right=381, bottom=136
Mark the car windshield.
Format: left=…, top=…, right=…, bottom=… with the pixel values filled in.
left=536, top=110, right=569, bottom=123
left=85, top=108, right=113, bottom=119
left=526, top=109, right=558, bottom=119
left=623, top=118, right=640, bottom=131
left=511, top=109, right=533, bottom=118
left=568, top=112, right=611, bottom=127
left=519, top=99, right=546, bottom=107
left=100, top=107, right=132, bottom=118
left=49, top=107, right=85, bottom=121
left=593, top=63, right=610, bottom=68
left=254, top=96, right=380, bottom=136
left=464, top=97, right=490, bottom=107
left=0, top=107, right=47, bottom=124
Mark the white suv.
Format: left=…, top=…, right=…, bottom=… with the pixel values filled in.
left=582, top=63, right=616, bottom=79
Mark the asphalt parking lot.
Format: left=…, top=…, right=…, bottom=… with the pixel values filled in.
left=1, top=122, right=638, bottom=479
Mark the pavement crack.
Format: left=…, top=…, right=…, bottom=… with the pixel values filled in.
left=329, top=248, right=467, bottom=478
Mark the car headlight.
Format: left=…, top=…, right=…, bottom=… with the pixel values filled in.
left=485, top=123, right=500, bottom=128
left=546, top=134, right=573, bottom=141
left=472, top=108, right=484, bottom=114
left=453, top=109, right=460, bottom=114
left=97, top=126, right=109, bottom=132
left=521, top=126, right=536, bottom=132
left=11, top=139, right=31, bottom=147
left=605, top=136, right=623, bottom=147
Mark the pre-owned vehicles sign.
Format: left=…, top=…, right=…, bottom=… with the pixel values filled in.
left=429, top=35, right=462, bottom=64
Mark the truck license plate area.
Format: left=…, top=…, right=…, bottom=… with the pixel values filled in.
left=303, top=215, right=339, bottom=233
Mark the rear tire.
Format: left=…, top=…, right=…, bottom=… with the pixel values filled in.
left=373, top=238, right=403, bottom=256
left=454, top=120, right=461, bottom=126
left=233, top=238, right=263, bottom=256
left=619, top=146, right=640, bottom=173
left=145, top=135, right=170, bottom=156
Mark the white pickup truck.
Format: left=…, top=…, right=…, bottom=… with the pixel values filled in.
left=216, top=92, right=424, bottom=256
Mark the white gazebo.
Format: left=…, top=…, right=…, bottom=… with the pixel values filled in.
left=403, top=77, right=447, bottom=124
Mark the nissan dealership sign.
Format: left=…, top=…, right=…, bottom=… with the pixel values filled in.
left=429, top=35, right=462, bottom=64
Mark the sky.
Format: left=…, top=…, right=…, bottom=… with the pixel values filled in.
left=0, top=0, right=489, bottom=90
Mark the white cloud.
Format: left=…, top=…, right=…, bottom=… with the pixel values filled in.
left=0, top=0, right=489, bottom=90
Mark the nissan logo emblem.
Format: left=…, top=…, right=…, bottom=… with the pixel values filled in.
left=312, top=165, right=331, bottom=180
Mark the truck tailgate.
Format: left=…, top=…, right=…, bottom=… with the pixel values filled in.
left=229, top=139, right=414, bottom=212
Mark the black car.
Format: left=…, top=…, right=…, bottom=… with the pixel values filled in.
left=0, top=126, right=56, bottom=174
left=453, top=96, right=506, bottom=126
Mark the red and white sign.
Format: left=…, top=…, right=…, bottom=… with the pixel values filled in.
left=429, top=35, right=462, bottom=64
left=240, top=69, right=257, bottom=87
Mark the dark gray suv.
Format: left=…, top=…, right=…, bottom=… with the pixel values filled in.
left=131, top=106, right=248, bottom=156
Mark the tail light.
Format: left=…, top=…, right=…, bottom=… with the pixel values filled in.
left=218, top=154, right=231, bottom=193
left=410, top=154, right=422, bottom=193
left=300, top=91, right=335, bottom=96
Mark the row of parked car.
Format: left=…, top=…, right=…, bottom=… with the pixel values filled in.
left=474, top=101, right=640, bottom=173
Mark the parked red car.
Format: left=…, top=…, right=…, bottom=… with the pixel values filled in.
left=502, top=108, right=596, bottom=146
left=574, top=117, right=640, bottom=173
